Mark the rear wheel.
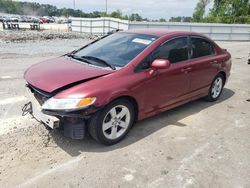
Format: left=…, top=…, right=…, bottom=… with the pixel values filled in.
left=88, top=99, right=135, bottom=145
left=206, top=73, right=225, bottom=102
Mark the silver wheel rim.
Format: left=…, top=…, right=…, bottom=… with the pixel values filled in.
left=102, top=105, right=131, bottom=140
left=211, top=77, right=223, bottom=99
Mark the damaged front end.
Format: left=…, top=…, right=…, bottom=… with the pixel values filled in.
left=22, top=84, right=100, bottom=140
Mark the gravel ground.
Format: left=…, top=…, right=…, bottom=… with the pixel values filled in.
left=0, top=30, right=96, bottom=43
left=0, top=38, right=91, bottom=59
left=0, top=39, right=249, bottom=188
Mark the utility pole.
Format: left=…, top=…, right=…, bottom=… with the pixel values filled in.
left=105, top=0, right=108, bottom=15
left=73, top=0, right=76, bottom=10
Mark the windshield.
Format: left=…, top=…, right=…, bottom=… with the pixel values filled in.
left=74, top=32, right=158, bottom=68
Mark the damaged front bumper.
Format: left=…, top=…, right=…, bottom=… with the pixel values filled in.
left=22, top=89, right=60, bottom=129
left=22, top=85, right=100, bottom=139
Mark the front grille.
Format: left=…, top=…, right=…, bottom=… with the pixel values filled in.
left=27, top=84, right=51, bottom=105
left=33, top=92, right=48, bottom=105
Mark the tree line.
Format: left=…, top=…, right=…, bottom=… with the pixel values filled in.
left=0, top=0, right=196, bottom=23
left=0, top=0, right=156, bottom=21
left=193, top=0, right=250, bottom=23
left=1, top=0, right=250, bottom=23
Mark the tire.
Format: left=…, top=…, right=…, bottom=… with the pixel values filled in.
left=88, top=99, right=135, bottom=145
left=206, top=73, right=225, bottom=102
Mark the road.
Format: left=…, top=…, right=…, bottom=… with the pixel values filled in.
left=0, top=39, right=249, bottom=188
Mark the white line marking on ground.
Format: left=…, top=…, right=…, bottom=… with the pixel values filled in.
left=1, top=76, right=12, bottom=79
left=177, top=143, right=210, bottom=188
left=124, top=174, right=134, bottom=181
left=235, top=119, right=245, bottom=128
left=18, top=156, right=83, bottom=187
left=147, top=177, right=164, bottom=188
left=0, top=96, right=27, bottom=105
left=123, top=167, right=136, bottom=174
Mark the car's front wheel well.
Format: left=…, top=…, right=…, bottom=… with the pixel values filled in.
left=218, top=71, right=226, bottom=84
left=110, top=96, right=139, bottom=122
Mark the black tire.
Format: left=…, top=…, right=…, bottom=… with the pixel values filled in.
left=206, top=73, right=225, bottom=102
left=88, top=99, right=135, bottom=145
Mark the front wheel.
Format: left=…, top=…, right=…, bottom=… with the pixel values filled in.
left=206, top=73, right=225, bottom=102
left=88, top=99, right=135, bottom=145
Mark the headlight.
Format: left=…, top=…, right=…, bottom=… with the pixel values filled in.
left=42, top=97, right=96, bottom=111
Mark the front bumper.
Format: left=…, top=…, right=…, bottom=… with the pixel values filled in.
left=22, top=85, right=101, bottom=139
left=22, top=100, right=87, bottom=139
left=22, top=88, right=60, bottom=129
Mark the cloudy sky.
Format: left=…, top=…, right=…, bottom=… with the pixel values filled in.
left=16, top=0, right=213, bottom=19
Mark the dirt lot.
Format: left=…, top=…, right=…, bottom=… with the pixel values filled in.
left=0, top=39, right=249, bottom=188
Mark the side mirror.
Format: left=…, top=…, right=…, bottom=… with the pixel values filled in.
left=151, top=59, right=170, bottom=69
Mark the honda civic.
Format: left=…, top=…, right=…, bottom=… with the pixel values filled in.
left=23, top=30, right=232, bottom=145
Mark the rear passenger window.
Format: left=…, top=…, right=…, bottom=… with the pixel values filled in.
left=191, top=37, right=214, bottom=58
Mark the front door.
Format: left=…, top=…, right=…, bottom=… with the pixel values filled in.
left=137, top=36, right=192, bottom=115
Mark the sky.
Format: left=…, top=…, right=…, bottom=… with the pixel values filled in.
left=16, top=0, right=213, bottom=19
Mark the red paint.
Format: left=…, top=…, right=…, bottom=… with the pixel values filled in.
left=151, top=59, right=170, bottom=69
left=24, top=30, right=231, bottom=120
left=24, top=57, right=113, bottom=93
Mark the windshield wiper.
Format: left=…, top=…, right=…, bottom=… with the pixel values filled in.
left=81, top=55, right=116, bottom=70
left=67, top=54, right=93, bottom=65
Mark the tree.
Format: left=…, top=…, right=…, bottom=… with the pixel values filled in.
left=110, top=10, right=123, bottom=19
left=169, top=16, right=192, bottom=22
left=159, top=18, right=166, bottom=22
left=0, top=0, right=147, bottom=21
left=192, top=0, right=211, bottom=22
left=183, top=17, right=192, bottom=22
left=169, top=16, right=182, bottom=22
left=206, top=0, right=250, bottom=23
left=129, top=13, right=143, bottom=21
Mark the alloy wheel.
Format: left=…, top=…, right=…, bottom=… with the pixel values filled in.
left=211, top=77, right=223, bottom=99
left=102, top=105, right=131, bottom=140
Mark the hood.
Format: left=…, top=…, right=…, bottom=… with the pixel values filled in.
left=24, top=56, right=113, bottom=93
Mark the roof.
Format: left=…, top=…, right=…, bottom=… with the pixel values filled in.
left=125, top=29, right=201, bottom=38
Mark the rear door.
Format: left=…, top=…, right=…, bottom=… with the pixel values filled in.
left=188, top=36, right=219, bottom=95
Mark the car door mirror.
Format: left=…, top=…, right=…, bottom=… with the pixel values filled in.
left=151, top=59, right=170, bottom=69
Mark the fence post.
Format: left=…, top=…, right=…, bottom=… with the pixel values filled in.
left=108, top=19, right=110, bottom=32
left=90, top=20, right=92, bottom=35
left=209, top=25, right=212, bottom=38
left=80, top=19, right=82, bottom=33
left=229, top=26, right=233, bottom=40
left=103, top=18, right=105, bottom=35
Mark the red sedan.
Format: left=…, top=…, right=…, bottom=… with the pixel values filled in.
left=23, top=30, right=232, bottom=145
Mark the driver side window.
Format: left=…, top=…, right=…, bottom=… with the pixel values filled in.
left=136, top=37, right=189, bottom=71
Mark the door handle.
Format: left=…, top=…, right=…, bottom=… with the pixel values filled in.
left=181, top=67, right=192, bottom=73
left=211, top=60, right=219, bottom=64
